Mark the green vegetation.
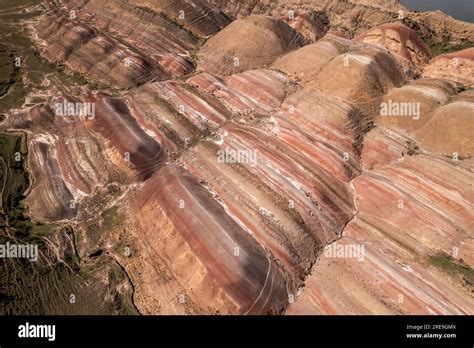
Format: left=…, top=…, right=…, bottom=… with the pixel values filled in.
left=0, top=0, right=41, bottom=11
left=427, top=39, right=474, bottom=57
left=0, top=3, right=110, bottom=111
left=0, top=133, right=51, bottom=242
left=0, top=1, right=138, bottom=315
left=29, top=96, right=47, bottom=104
left=0, top=46, right=18, bottom=97
left=431, top=253, right=474, bottom=286
left=0, top=133, right=137, bottom=315
left=86, top=206, right=125, bottom=237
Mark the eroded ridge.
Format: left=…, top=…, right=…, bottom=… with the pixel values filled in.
left=0, top=0, right=473, bottom=315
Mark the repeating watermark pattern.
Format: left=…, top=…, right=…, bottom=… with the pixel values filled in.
left=452, top=58, right=460, bottom=68
left=324, top=242, right=365, bottom=262
left=452, top=247, right=459, bottom=258
left=54, top=100, right=95, bottom=119
left=380, top=100, right=420, bottom=120
left=0, top=242, right=38, bottom=262
left=288, top=10, right=296, bottom=20
left=217, top=148, right=258, bottom=166
left=233, top=57, right=240, bottom=67
left=343, top=54, right=349, bottom=67
left=288, top=293, right=295, bottom=304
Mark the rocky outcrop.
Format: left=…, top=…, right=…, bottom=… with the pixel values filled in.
left=86, top=95, right=167, bottom=181
left=375, top=78, right=456, bottom=132
left=272, top=35, right=350, bottom=83
left=289, top=131, right=474, bottom=314
left=208, top=0, right=474, bottom=48
left=198, top=15, right=304, bottom=75
left=2, top=0, right=472, bottom=315
left=122, top=66, right=361, bottom=313
left=35, top=10, right=162, bottom=88
left=34, top=0, right=228, bottom=86
left=187, top=69, right=292, bottom=114
left=27, top=137, right=77, bottom=222
left=132, top=164, right=291, bottom=314
left=356, top=22, right=432, bottom=76
left=6, top=105, right=109, bottom=222
left=423, top=48, right=474, bottom=86
left=274, top=34, right=406, bottom=112
left=60, top=0, right=202, bottom=76
left=128, top=0, right=231, bottom=37
left=414, top=98, right=474, bottom=157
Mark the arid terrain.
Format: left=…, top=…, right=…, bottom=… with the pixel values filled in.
left=0, top=0, right=473, bottom=315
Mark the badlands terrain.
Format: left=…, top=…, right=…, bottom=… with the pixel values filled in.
left=0, top=0, right=473, bottom=315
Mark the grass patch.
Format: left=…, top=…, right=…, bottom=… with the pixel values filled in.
left=0, top=133, right=53, bottom=242
left=86, top=206, right=125, bottom=245
left=431, top=253, right=474, bottom=286
left=427, top=39, right=474, bottom=57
